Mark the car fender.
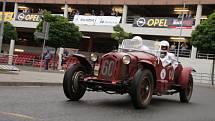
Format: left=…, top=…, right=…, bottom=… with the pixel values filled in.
left=138, top=60, right=154, bottom=66
left=178, top=67, right=193, bottom=89
left=138, top=60, right=156, bottom=86
left=72, top=54, right=92, bottom=74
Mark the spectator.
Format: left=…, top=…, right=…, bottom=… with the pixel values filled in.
left=180, top=42, right=188, bottom=56
left=99, top=10, right=104, bottom=16
left=111, top=9, right=116, bottom=16
left=170, top=42, right=176, bottom=51
left=75, top=10, right=80, bottom=15
left=91, top=9, right=96, bottom=16
left=44, top=50, right=51, bottom=70
left=71, top=9, right=76, bottom=16
left=180, top=43, right=188, bottom=51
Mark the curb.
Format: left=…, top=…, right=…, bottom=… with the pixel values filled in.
left=0, top=82, right=62, bottom=86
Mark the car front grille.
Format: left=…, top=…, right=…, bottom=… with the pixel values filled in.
left=98, top=55, right=119, bottom=81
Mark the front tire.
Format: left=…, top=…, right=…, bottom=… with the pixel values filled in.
left=63, top=64, right=86, bottom=101
left=179, top=74, right=193, bottom=103
left=131, top=69, right=154, bottom=109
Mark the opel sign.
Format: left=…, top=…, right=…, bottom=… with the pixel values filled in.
left=133, top=17, right=193, bottom=29
left=16, top=13, right=42, bottom=22
left=134, top=17, right=171, bottom=28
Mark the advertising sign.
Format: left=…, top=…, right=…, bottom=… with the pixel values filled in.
left=168, top=19, right=194, bottom=29
left=16, top=13, right=42, bottom=22
left=95, top=16, right=121, bottom=26
left=133, top=17, right=172, bottom=28
left=133, top=17, right=193, bottom=29
left=0, top=12, right=14, bottom=21
left=73, top=15, right=121, bottom=26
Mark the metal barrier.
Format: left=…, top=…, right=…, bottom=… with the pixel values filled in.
left=197, top=53, right=215, bottom=60
left=170, top=49, right=191, bottom=58
left=126, top=16, right=139, bottom=24
left=0, top=53, right=20, bottom=71
left=0, top=53, right=18, bottom=65
left=192, top=72, right=215, bottom=84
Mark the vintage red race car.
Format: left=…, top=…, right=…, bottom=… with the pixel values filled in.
left=63, top=39, right=194, bottom=109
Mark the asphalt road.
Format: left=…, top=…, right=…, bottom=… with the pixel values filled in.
left=0, top=85, right=215, bottom=121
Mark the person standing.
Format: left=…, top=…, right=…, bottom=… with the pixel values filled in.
left=44, top=50, right=51, bottom=70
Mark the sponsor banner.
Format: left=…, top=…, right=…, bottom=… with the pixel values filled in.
left=73, top=15, right=121, bottom=26
left=169, top=19, right=194, bottom=29
left=16, top=13, right=42, bottom=22
left=94, top=16, right=121, bottom=26
left=0, top=12, right=14, bottom=21
left=133, top=17, right=193, bottom=29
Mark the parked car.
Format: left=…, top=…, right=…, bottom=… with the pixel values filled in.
left=63, top=39, right=194, bottom=109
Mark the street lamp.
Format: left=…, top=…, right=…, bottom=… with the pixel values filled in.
left=176, top=2, right=186, bottom=61
left=0, top=0, right=6, bottom=53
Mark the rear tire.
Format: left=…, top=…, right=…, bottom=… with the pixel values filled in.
left=179, top=74, right=193, bottom=103
left=63, top=64, right=86, bottom=101
left=130, top=69, right=154, bottom=109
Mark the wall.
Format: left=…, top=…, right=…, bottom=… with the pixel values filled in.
left=179, top=57, right=213, bottom=74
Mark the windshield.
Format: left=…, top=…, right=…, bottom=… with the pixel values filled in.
left=120, top=39, right=160, bottom=56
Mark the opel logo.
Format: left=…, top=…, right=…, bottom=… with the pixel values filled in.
left=17, top=13, right=25, bottom=21
left=136, top=17, right=146, bottom=27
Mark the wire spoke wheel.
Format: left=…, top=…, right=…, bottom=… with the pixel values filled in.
left=131, top=69, right=154, bottom=109
left=140, top=77, right=151, bottom=103
left=72, top=71, right=84, bottom=92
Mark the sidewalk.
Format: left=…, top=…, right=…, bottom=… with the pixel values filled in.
left=0, top=68, right=64, bottom=86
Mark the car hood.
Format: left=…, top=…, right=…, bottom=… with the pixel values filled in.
left=102, top=51, right=157, bottom=62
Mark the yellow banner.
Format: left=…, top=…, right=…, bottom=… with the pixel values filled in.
left=0, top=12, right=14, bottom=21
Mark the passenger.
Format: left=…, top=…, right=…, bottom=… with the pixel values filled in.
left=159, top=40, right=178, bottom=70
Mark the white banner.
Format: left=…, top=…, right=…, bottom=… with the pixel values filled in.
left=73, top=15, right=121, bottom=26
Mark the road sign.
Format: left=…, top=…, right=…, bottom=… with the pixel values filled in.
left=34, top=21, right=50, bottom=40
left=42, top=21, right=50, bottom=35
left=34, top=32, right=45, bottom=39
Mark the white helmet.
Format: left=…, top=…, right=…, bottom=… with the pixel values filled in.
left=160, top=40, right=170, bottom=47
left=160, top=40, right=170, bottom=51
left=132, top=36, right=143, bottom=48
left=132, top=36, right=143, bottom=41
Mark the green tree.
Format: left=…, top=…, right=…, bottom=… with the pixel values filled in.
left=191, top=12, right=215, bottom=53
left=3, top=21, right=18, bottom=43
left=191, top=12, right=215, bottom=85
left=111, top=25, right=133, bottom=45
left=35, top=12, right=82, bottom=68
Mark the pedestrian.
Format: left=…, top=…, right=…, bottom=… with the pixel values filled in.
left=61, top=49, right=68, bottom=67
left=44, top=50, right=51, bottom=70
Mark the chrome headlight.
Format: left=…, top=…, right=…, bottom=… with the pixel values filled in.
left=90, top=53, right=98, bottom=62
left=122, top=55, right=131, bottom=65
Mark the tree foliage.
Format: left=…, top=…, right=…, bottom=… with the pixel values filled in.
left=191, top=12, right=215, bottom=53
left=3, top=21, right=18, bottom=43
left=35, top=12, right=82, bottom=49
left=111, top=25, right=133, bottom=44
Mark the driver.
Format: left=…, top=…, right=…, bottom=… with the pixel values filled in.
left=132, top=36, right=149, bottom=51
left=159, top=40, right=178, bottom=70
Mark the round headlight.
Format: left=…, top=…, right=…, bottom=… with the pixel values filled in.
left=90, top=53, right=98, bottom=62
left=122, top=55, right=131, bottom=65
